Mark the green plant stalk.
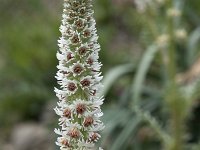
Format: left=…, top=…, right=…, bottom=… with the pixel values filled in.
left=166, top=88, right=185, bottom=150
left=164, top=0, right=184, bottom=150
left=171, top=104, right=183, bottom=150
left=135, top=107, right=170, bottom=143
left=163, top=0, right=176, bottom=81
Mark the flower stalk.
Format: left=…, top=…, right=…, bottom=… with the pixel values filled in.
left=134, top=0, right=189, bottom=149
left=54, top=0, right=104, bottom=149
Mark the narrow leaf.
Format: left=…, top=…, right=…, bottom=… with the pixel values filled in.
left=131, top=45, right=158, bottom=106
left=110, top=116, right=141, bottom=150
left=100, top=64, right=134, bottom=97
left=187, top=26, right=200, bottom=66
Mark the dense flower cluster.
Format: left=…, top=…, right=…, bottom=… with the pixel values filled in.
left=54, top=0, right=104, bottom=149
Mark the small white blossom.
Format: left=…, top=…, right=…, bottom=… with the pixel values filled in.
left=134, top=0, right=152, bottom=13
left=167, top=8, right=181, bottom=17
left=175, top=29, right=187, bottom=40
left=155, top=0, right=166, bottom=5
left=156, top=34, right=169, bottom=48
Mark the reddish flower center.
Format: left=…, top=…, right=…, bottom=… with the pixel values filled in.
left=72, top=2, right=79, bottom=8
left=68, top=128, right=80, bottom=138
left=61, top=139, right=70, bottom=147
left=79, top=8, right=85, bottom=15
left=69, top=12, right=75, bottom=18
left=73, top=64, right=83, bottom=74
left=71, top=35, right=79, bottom=44
left=67, top=52, right=73, bottom=60
left=83, top=29, right=91, bottom=37
left=66, top=28, right=72, bottom=36
left=75, top=20, right=84, bottom=29
left=84, top=116, right=94, bottom=127
left=78, top=46, right=87, bottom=55
left=67, top=82, right=77, bottom=91
left=90, top=133, right=99, bottom=142
left=76, top=103, right=86, bottom=114
left=63, top=109, right=71, bottom=118
left=81, top=78, right=91, bottom=87
left=87, top=58, right=93, bottom=65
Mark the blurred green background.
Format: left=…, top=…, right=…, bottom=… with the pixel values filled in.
left=0, top=0, right=200, bottom=150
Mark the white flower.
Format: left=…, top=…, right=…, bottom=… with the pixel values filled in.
left=72, top=99, right=90, bottom=117
left=63, top=80, right=78, bottom=95
left=54, top=128, right=63, bottom=136
left=55, top=0, right=104, bottom=149
left=167, top=8, right=181, bottom=17
left=54, top=87, right=67, bottom=100
left=90, top=123, right=105, bottom=132
left=76, top=43, right=90, bottom=57
left=175, top=29, right=187, bottom=40
left=134, top=0, right=152, bottom=13
left=78, top=139, right=95, bottom=149
left=57, top=64, right=70, bottom=72
left=54, top=107, right=63, bottom=116
left=80, top=75, right=94, bottom=90
left=156, top=34, right=169, bottom=48
left=88, top=132, right=101, bottom=142
left=70, top=62, right=85, bottom=76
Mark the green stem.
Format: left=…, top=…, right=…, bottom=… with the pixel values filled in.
left=164, top=1, right=184, bottom=150
left=166, top=2, right=176, bottom=82
left=171, top=107, right=183, bottom=150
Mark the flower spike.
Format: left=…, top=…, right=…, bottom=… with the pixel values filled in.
left=55, top=0, right=104, bottom=149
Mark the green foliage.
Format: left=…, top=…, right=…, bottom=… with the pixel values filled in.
left=187, top=27, right=200, bottom=66
left=0, top=0, right=59, bottom=130
left=132, top=45, right=159, bottom=106
left=100, top=0, right=200, bottom=150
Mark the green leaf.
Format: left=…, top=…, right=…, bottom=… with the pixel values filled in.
left=188, top=142, right=200, bottom=150
left=187, top=26, right=200, bottom=66
left=101, top=108, right=132, bottom=146
left=110, top=115, right=141, bottom=150
left=100, top=64, right=134, bottom=97
left=188, top=79, right=200, bottom=103
left=131, top=45, right=158, bottom=106
left=135, top=108, right=170, bottom=142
